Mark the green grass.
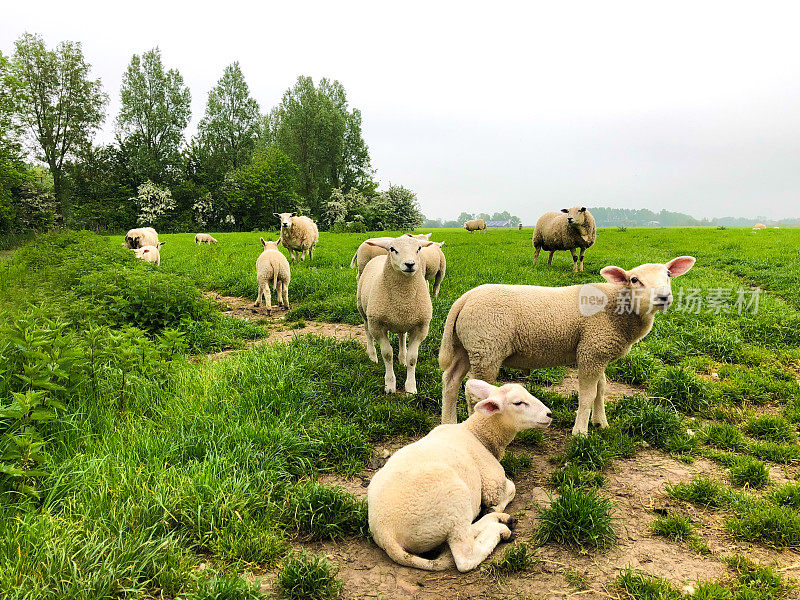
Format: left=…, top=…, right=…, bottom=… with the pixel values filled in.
left=650, top=513, right=695, bottom=542
left=499, top=451, right=533, bottom=477
left=4, top=227, right=800, bottom=595
left=276, top=551, right=343, bottom=600
left=535, top=485, right=617, bottom=550
left=482, top=542, right=536, bottom=579
left=728, top=457, right=771, bottom=488
left=617, top=568, right=684, bottom=600
left=667, top=477, right=729, bottom=508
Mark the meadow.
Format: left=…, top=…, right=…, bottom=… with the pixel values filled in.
left=1, top=226, right=800, bottom=599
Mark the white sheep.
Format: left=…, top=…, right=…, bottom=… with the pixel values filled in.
left=195, top=233, right=218, bottom=244
left=439, top=256, right=696, bottom=434
left=533, top=207, right=596, bottom=272
left=274, top=212, right=319, bottom=261
left=350, top=233, right=432, bottom=280
left=464, top=219, right=486, bottom=233
left=124, top=227, right=159, bottom=249
left=254, top=238, right=291, bottom=314
left=368, top=379, right=552, bottom=572
left=357, top=235, right=435, bottom=394
left=133, top=242, right=165, bottom=266
left=421, top=241, right=446, bottom=297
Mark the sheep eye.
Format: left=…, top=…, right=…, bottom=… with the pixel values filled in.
left=513, top=401, right=525, bottom=406
left=417, top=247, right=421, bottom=253
left=630, top=277, right=640, bottom=284
left=390, top=247, right=398, bottom=254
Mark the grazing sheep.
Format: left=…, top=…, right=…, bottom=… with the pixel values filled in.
left=439, top=256, right=696, bottom=435
left=464, top=219, right=486, bottom=233
left=133, top=242, right=165, bottom=266
left=532, top=207, right=596, bottom=272
left=421, top=241, right=446, bottom=297
left=274, top=212, right=319, bottom=261
left=518, top=223, right=523, bottom=231
left=350, top=233, right=433, bottom=280
left=195, top=233, right=218, bottom=244
left=254, top=238, right=290, bottom=314
left=357, top=235, right=435, bottom=394
left=753, top=223, right=766, bottom=230
left=368, top=379, right=552, bottom=572
left=124, top=227, right=159, bottom=249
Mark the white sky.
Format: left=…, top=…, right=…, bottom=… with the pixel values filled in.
left=3, top=1, right=800, bottom=221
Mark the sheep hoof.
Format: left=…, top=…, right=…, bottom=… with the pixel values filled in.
left=405, top=384, right=417, bottom=394
left=501, top=530, right=515, bottom=543
left=253, top=302, right=260, bottom=308
left=384, top=385, right=397, bottom=394
left=507, top=515, right=519, bottom=529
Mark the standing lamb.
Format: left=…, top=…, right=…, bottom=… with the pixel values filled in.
left=533, top=207, right=596, bottom=272
left=357, top=235, right=435, bottom=394
left=421, top=241, right=446, bottom=297
left=464, top=219, right=486, bottom=233
left=254, top=238, right=291, bottom=314
left=274, top=212, right=319, bottom=261
left=350, top=233, right=432, bottom=279
left=133, top=242, right=165, bottom=266
left=195, top=233, right=218, bottom=244
left=439, top=256, right=696, bottom=435
left=124, top=227, right=159, bottom=249
left=368, top=379, right=552, bottom=572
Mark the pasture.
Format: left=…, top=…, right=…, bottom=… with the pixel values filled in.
left=2, top=226, right=800, bottom=599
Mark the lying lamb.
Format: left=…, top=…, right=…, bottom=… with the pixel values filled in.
left=440, top=256, right=695, bottom=434
left=133, top=242, right=165, bottom=266
left=368, top=379, right=552, bottom=571
left=254, top=238, right=290, bottom=314
left=357, top=235, right=434, bottom=394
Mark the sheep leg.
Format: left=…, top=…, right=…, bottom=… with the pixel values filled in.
left=466, top=362, right=501, bottom=415
left=487, top=479, right=516, bottom=512
left=591, top=372, right=609, bottom=428
left=573, top=366, right=602, bottom=435
left=578, top=247, right=585, bottom=271
left=264, top=283, right=273, bottom=315
left=254, top=283, right=263, bottom=307
left=404, top=326, right=427, bottom=394
left=309, top=245, right=314, bottom=260
left=378, top=331, right=397, bottom=394
left=364, top=327, right=378, bottom=363
left=533, top=247, right=540, bottom=265
left=398, top=332, right=407, bottom=367
left=282, top=282, right=290, bottom=308
left=470, top=511, right=516, bottom=536
left=441, top=352, right=470, bottom=424
left=548, top=250, right=555, bottom=265
left=448, top=523, right=513, bottom=573
left=570, top=248, right=579, bottom=272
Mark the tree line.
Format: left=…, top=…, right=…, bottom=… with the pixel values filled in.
left=423, top=211, right=522, bottom=228
left=0, top=34, right=424, bottom=235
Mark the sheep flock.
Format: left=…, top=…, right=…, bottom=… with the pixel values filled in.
left=124, top=208, right=703, bottom=572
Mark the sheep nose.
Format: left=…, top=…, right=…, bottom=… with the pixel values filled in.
left=567, top=217, right=574, bottom=222
left=546, top=411, right=552, bottom=418
left=404, top=261, right=416, bottom=269
left=656, top=294, right=671, bottom=302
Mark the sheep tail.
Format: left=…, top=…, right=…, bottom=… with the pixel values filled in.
left=438, top=292, right=468, bottom=371
left=381, top=537, right=454, bottom=572
left=273, top=269, right=279, bottom=291
left=350, top=251, right=358, bottom=269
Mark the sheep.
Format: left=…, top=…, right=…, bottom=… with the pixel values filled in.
left=274, top=212, right=319, bottom=261
left=132, top=242, right=165, bottom=266
left=439, top=256, right=696, bottom=435
left=350, top=233, right=433, bottom=280
left=421, top=241, right=446, bottom=297
left=464, top=219, right=486, bottom=233
left=357, top=235, right=435, bottom=394
left=368, top=378, right=552, bottom=572
left=532, top=207, right=596, bottom=272
left=518, top=223, right=523, bottom=231
left=124, top=227, right=159, bottom=249
left=753, top=223, right=766, bottom=230
left=254, top=238, right=290, bottom=314
left=195, top=233, right=218, bottom=244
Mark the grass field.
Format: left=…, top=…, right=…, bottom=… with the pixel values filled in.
left=2, top=226, right=800, bottom=599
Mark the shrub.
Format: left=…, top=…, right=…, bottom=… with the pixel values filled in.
left=535, top=485, right=617, bottom=550
left=276, top=551, right=343, bottom=600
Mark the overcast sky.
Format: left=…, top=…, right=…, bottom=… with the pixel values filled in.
left=3, top=1, right=799, bottom=221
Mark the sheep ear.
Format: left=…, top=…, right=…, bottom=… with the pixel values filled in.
left=158, top=241, right=165, bottom=247
left=561, top=208, right=569, bottom=213
left=666, top=256, right=695, bottom=277
left=579, top=207, right=586, bottom=212
left=600, top=266, right=629, bottom=284
left=475, top=398, right=501, bottom=415
left=466, top=378, right=496, bottom=401
left=273, top=213, right=280, bottom=218
left=423, top=233, right=432, bottom=239
left=437, top=241, right=445, bottom=247
left=260, top=237, right=266, bottom=246
left=420, top=240, right=435, bottom=248
left=291, top=212, right=297, bottom=217
left=143, top=249, right=150, bottom=253
left=364, top=239, right=391, bottom=250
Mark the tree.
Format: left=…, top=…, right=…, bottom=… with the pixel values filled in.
left=11, top=33, right=107, bottom=224
left=194, top=62, right=260, bottom=183
left=372, top=185, right=424, bottom=231
left=456, top=212, right=474, bottom=224
left=116, top=47, right=190, bottom=184
left=266, top=76, right=374, bottom=217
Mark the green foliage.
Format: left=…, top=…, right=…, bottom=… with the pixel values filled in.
left=528, top=366, right=568, bottom=386
left=617, top=568, right=683, bottom=600
left=667, top=477, right=728, bottom=508
left=728, top=457, right=770, bottom=488
left=770, top=483, right=800, bottom=509
left=650, top=513, right=695, bottom=542
left=500, top=450, right=532, bottom=477
left=276, top=551, right=343, bottom=600
left=514, top=428, right=544, bottom=447
left=649, top=366, right=711, bottom=414
left=610, top=395, right=684, bottom=449
left=606, top=349, right=661, bottom=385
left=483, top=542, right=536, bottom=579
left=549, top=465, right=606, bottom=490
left=743, top=415, right=797, bottom=443
left=704, top=423, right=747, bottom=451
left=725, top=504, right=800, bottom=548
left=535, top=485, right=617, bottom=550
left=281, top=481, right=368, bottom=541
left=191, top=574, right=263, bottom=600
left=725, top=555, right=794, bottom=599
